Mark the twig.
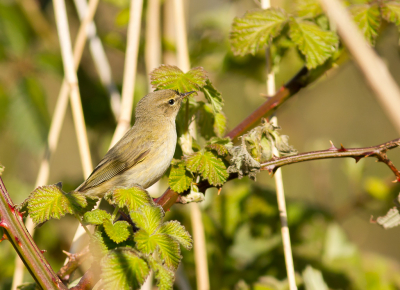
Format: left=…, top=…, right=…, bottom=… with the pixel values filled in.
left=110, top=0, right=144, bottom=147
left=72, top=0, right=122, bottom=119
left=0, top=178, right=67, bottom=290
left=58, top=247, right=90, bottom=283
left=318, top=0, right=400, bottom=135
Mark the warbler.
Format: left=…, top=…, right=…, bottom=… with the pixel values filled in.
left=75, top=89, right=195, bottom=198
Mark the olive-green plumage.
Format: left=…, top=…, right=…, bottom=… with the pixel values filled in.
left=76, top=89, right=194, bottom=198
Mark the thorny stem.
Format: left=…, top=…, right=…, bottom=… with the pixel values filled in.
left=58, top=247, right=90, bottom=283
left=0, top=177, right=67, bottom=290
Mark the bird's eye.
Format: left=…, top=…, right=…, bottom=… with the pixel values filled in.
left=168, top=99, right=175, bottom=105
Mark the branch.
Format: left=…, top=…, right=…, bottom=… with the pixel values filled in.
left=0, top=177, right=67, bottom=290
left=58, top=247, right=90, bottom=283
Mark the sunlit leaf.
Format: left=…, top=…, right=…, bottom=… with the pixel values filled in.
left=130, top=204, right=164, bottom=234
left=168, top=161, right=193, bottom=193
left=382, top=1, right=400, bottom=28
left=295, top=0, right=323, bottom=18
left=134, top=229, right=158, bottom=254
left=147, top=256, right=175, bottom=290
left=159, top=221, right=193, bottom=250
left=230, top=8, right=288, bottom=56
left=350, top=4, right=381, bottom=45
left=289, top=18, right=338, bottom=68
left=302, top=265, right=329, bottom=290
left=150, top=65, right=207, bottom=93
left=103, top=219, right=131, bottom=244
left=83, top=209, right=111, bottom=225
left=206, top=137, right=233, bottom=156
left=186, top=150, right=229, bottom=186
left=89, top=228, right=135, bottom=260
left=153, top=233, right=181, bottom=269
left=101, top=248, right=150, bottom=290
left=201, top=79, right=224, bottom=113
left=20, top=184, right=89, bottom=224
left=105, top=186, right=153, bottom=212
left=214, top=112, right=227, bottom=137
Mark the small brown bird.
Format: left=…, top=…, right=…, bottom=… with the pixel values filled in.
left=76, top=89, right=194, bottom=198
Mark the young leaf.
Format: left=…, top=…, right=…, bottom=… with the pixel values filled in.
left=168, top=161, right=193, bottom=193
left=103, top=219, right=131, bottom=244
left=350, top=4, right=381, bottom=45
left=201, top=79, right=224, bottom=113
left=228, top=143, right=261, bottom=180
left=83, top=209, right=111, bottom=225
left=101, top=248, right=150, bottom=290
left=130, top=204, right=164, bottom=234
left=289, top=18, right=338, bottom=69
left=159, top=221, right=193, bottom=250
left=105, top=185, right=153, bottom=212
left=147, top=256, right=175, bottom=290
left=230, top=8, right=288, bottom=56
left=295, top=0, right=323, bottom=18
left=22, top=184, right=89, bottom=224
left=134, top=229, right=158, bottom=254
left=381, top=1, right=400, bottom=28
left=214, top=112, right=227, bottom=137
left=152, top=233, right=181, bottom=269
left=186, top=150, right=229, bottom=186
left=206, top=137, right=233, bottom=156
left=150, top=65, right=207, bottom=93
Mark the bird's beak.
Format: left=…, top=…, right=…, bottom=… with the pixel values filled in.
left=177, top=91, right=195, bottom=100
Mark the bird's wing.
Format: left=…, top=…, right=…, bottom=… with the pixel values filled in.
left=77, top=134, right=152, bottom=192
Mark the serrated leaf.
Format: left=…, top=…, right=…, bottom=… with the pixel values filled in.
left=302, top=265, right=329, bottom=290
left=295, top=0, right=323, bottom=18
left=134, top=229, right=158, bottom=254
left=196, top=102, right=216, bottom=140
left=83, top=209, right=111, bottom=225
left=147, top=256, right=175, bottom=290
left=186, top=150, right=229, bottom=186
left=201, top=79, right=224, bottom=113
left=105, top=186, right=153, bottom=212
left=101, top=248, right=150, bottom=290
left=103, top=219, right=131, bottom=244
left=289, top=18, right=338, bottom=69
left=214, top=112, right=227, bottom=137
left=376, top=207, right=400, bottom=229
left=230, top=8, right=288, bottom=56
left=168, top=161, right=193, bottom=193
left=159, top=221, right=193, bottom=250
left=150, top=65, right=207, bottom=93
left=350, top=4, right=381, bottom=45
left=382, top=2, right=400, bottom=28
left=206, top=137, right=233, bottom=156
left=22, top=184, right=89, bottom=224
left=130, top=204, right=164, bottom=234
left=153, top=233, right=181, bottom=269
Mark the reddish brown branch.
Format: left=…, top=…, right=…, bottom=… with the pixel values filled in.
left=58, top=247, right=90, bottom=283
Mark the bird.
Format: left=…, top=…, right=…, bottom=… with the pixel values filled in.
left=75, top=89, right=195, bottom=198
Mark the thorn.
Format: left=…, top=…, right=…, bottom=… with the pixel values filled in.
left=0, top=221, right=8, bottom=229
left=217, top=188, right=222, bottom=195
left=338, top=144, right=347, bottom=152
left=329, top=140, right=337, bottom=150
left=0, top=233, right=8, bottom=243
left=40, top=249, right=47, bottom=254
left=392, top=177, right=400, bottom=183
left=62, top=250, right=72, bottom=257
left=370, top=215, right=377, bottom=224
left=15, top=237, right=21, bottom=246
left=353, top=156, right=363, bottom=163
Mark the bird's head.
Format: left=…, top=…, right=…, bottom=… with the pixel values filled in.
left=135, top=89, right=195, bottom=121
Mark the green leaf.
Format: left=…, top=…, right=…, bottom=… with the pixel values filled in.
left=153, top=233, right=181, bottom=269
left=382, top=2, right=400, bottom=28
left=134, top=229, right=158, bottom=254
left=168, top=161, right=193, bottom=193
left=201, top=79, right=224, bottom=113
left=206, top=137, right=233, bottom=156
left=21, top=184, right=89, bottom=224
left=302, top=265, right=329, bottom=290
left=83, top=209, right=111, bottom=225
left=214, top=112, right=227, bottom=137
left=130, top=204, right=164, bottom=234
left=289, top=18, right=338, bottom=69
left=159, top=221, right=193, bottom=250
left=150, top=65, right=207, bottom=93
left=196, top=102, right=216, bottom=140
left=105, top=186, right=153, bottom=212
left=101, top=248, right=150, bottom=290
left=295, top=0, right=323, bottom=18
left=376, top=207, right=400, bottom=229
left=16, top=282, right=40, bottom=290
left=230, top=8, right=288, bottom=56
left=186, top=150, right=229, bottom=186
left=350, top=4, right=381, bottom=45
left=147, top=256, right=175, bottom=290
left=103, top=219, right=131, bottom=244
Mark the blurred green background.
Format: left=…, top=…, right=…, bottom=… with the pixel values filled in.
left=1, top=0, right=400, bottom=289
